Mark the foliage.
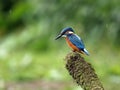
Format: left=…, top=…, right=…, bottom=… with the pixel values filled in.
left=0, top=0, right=120, bottom=90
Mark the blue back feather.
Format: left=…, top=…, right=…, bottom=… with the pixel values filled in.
left=67, top=34, right=85, bottom=50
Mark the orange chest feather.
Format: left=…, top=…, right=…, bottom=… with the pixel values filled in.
left=65, top=38, right=79, bottom=51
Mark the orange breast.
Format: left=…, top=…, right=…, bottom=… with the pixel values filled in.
left=65, top=37, right=79, bottom=52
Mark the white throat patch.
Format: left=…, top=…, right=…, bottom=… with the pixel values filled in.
left=62, top=35, right=67, bottom=37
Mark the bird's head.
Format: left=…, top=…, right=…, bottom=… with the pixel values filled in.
left=55, top=27, right=74, bottom=40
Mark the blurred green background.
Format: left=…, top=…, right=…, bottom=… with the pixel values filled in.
left=0, top=0, right=120, bottom=90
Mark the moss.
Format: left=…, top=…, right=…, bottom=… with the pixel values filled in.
left=65, top=52, right=104, bottom=90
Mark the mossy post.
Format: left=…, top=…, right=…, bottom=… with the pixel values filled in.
left=65, top=52, right=104, bottom=90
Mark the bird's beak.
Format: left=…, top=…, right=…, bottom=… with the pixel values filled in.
left=55, top=34, right=62, bottom=40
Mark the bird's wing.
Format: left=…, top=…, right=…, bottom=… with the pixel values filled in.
left=68, top=34, right=85, bottom=50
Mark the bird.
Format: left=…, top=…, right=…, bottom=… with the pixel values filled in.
left=55, top=27, right=89, bottom=55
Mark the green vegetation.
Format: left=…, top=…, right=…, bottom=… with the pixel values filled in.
left=0, top=0, right=120, bottom=90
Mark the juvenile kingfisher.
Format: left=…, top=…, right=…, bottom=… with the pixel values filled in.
left=55, top=27, right=89, bottom=55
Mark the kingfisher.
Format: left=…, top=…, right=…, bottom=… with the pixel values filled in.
left=55, top=27, right=89, bottom=55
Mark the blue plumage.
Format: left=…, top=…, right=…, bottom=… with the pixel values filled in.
left=67, top=34, right=85, bottom=50
left=60, top=27, right=74, bottom=35
left=55, top=27, right=89, bottom=55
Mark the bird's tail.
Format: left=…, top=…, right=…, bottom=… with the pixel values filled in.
left=83, top=48, right=89, bottom=56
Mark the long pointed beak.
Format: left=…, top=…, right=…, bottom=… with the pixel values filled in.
left=55, top=34, right=62, bottom=40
